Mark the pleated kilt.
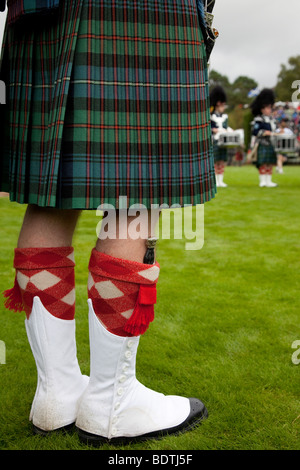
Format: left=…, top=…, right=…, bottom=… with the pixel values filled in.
left=213, top=141, right=228, bottom=163
left=256, top=143, right=277, bottom=168
left=0, top=0, right=216, bottom=210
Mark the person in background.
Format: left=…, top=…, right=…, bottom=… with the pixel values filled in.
left=210, top=86, right=231, bottom=188
left=275, top=118, right=293, bottom=174
left=250, top=89, right=278, bottom=188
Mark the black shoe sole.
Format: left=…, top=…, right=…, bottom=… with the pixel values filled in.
left=32, top=422, right=75, bottom=437
left=77, top=398, right=208, bottom=447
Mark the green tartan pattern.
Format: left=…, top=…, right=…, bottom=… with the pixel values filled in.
left=0, top=0, right=216, bottom=209
left=256, top=143, right=277, bottom=167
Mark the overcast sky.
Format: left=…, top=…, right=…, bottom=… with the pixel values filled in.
left=211, top=0, right=300, bottom=88
left=1, top=0, right=300, bottom=90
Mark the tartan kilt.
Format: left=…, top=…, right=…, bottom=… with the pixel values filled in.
left=213, top=141, right=228, bottom=162
left=256, top=143, right=277, bottom=168
left=0, top=0, right=216, bottom=210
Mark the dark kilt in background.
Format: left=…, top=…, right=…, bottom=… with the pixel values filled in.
left=256, top=143, right=277, bottom=168
left=213, top=141, right=228, bottom=163
left=0, top=0, right=216, bottom=209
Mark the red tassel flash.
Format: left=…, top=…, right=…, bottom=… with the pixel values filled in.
left=123, top=284, right=157, bottom=336
left=3, top=276, right=24, bottom=312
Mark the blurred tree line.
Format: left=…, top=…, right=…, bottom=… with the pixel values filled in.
left=275, top=55, right=300, bottom=101
left=209, top=70, right=258, bottom=111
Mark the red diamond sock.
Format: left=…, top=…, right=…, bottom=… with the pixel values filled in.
left=3, top=247, right=76, bottom=320
left=259, top=164, right=268, bottom=174
left=88, top=248, right=160, bottom=337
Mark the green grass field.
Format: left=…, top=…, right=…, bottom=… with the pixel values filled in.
left=0, top=165, right=300, bottom=450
